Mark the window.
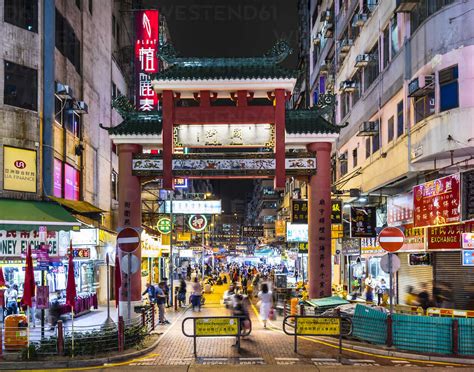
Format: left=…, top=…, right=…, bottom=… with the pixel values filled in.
left=365, top=137, right=371, bottom=158
left=382, top=26, right=390, bottom=69
left=352, top=70, right=362, bottom=106
left=350, top=8, right=360, bottom=40
left=4, top=0, right=38, bottom=32
left=411, top=0, right=455, bottom=34
left=414, top=92, right=435, bottom=123
left=4, top=60, right=38, bottom=111
left=364, top=42, right=379, bottom=90
left=372, top=120, right=380, bottom=152
left=439, top=65, right=459, bottom=112
left=387, top=116, right=394, bottom=142
left=55, top=9, right=81, bottom=74
left=340, top=152, right=348, bottom=176
left=75, top=0, right=81, bottom=9
left=65, top=111, right=81, bottom=137
left=88, top=0, right=93, bottom=14
left=352, top=148, right=358, bottom=168
left=391, top=15, right=399, bottom=57
left=111, top=171, right=118, bottom=200
left=340, top=92, right=350, bottom=119
left=397, top=100, right=404, bottom=136
left=116, top=24, right=121, bottom=46
left=55, top=96, right=63, bottom=125
left=112, top=15, right=116, bottom=39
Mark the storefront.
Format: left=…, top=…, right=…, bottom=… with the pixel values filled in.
left=360, top=238, right=391, bottom=297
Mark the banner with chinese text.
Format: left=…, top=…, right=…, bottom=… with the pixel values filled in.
left=350, top=207, right=377, bottom=237
left=291, top=200, right=308, bottom=224
left=387, top=192, right=413, bottom=226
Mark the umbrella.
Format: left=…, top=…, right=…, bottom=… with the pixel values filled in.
left=21, top=244, right=35, bottom=307
left=66, top=242, right=77, bottom=310
left=114, top=251, right=122, bottom=308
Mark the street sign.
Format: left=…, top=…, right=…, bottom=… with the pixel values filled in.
left=378, top=227, right=405, bottom=253
left=380, top=253, right=401, bottom=273
left=189, top=214, right=208, bottom=232
left=462, top=250, right=474, bottom=266
left=117, top=227, right=140, bottom=253
left=120, top=254, right=140, bottom=274
left=157, top=217, right=172, bottom=235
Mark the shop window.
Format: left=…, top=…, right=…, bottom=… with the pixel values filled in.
left=382, top=26, right=390, bottom=69
left=397, top=100, right=404, bottom=136
left=55, top=96, right=63, bottom=125
left=55, top=9, right=81, bottom=74
left=4, top=0, right=38, bottom=32
left=387, top=116, right=394, bottom=142
left=352, top=148, right=358, bottom=168
left=439, top=65, right=459, bottom=112
left=4, top=60, right=38, bottom=111
left=391, top=15, right=399, bottom=57
left=365, top=137, right=371, bottom=158
left=111, top=171, right=118, bottom=200
left=364, top=42, right=379, bottom=90
left=414, top=92, right=435, bottom=123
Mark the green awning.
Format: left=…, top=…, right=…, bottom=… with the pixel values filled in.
left=0, top=199, right=81, bottom=231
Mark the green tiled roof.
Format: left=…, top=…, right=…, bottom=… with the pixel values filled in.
left=106, top=116, right=162, bottom=136
left=286, top=109, right=343, bottom=135
left=152, top=40, right=297, bottom=81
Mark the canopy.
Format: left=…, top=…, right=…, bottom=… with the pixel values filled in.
left=49, top=196, right=104, bottom=214
left=0, top=199, right=81, bottom=231
left=305, top=296, right=349, bottom=309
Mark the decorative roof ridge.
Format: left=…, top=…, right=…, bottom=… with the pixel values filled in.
left=158, top=39, right=293, bottom=67
left=110, top=95, right=162, bottom=121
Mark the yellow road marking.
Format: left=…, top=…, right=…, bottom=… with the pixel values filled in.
left=249, top=301, right=466, bottom=367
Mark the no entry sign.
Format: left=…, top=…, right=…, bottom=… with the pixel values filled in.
left=117, top=227, right=140, bottom=253
left=378, top=227, right=405, bottom=253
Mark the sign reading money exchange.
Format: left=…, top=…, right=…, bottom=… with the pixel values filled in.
left=0, top=230, right=69, bottom=257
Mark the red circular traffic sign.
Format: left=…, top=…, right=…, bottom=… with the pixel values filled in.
left=378, top=227, right=405, bottom=253
left=117, top=227, right=140, bottom=253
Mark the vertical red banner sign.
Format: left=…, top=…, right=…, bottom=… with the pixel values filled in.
left=135, top=10, right=159, bottom=111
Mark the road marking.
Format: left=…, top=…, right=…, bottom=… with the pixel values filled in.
left=312, top=358, right=342, bottom=366
left=348, top=359, right=376, bottom=362
left=239, top=357, right=265, bottom=365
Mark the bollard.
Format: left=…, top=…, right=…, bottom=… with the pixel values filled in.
left=386, top=315, right=393, bottom=347
left=299, top=304, right=305, bottom=316
left=57, top=320, right=64, bottom=356
left=151, top=304, right=155, bottom=330
left=452, top=319, right=459, bottom=355
left=118, top=316, right=124, bottom=352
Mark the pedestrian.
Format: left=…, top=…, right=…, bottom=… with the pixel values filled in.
left=5, top=284, right=18, bottom=315
left=375, top=279, right=387, bottom=306
left=142, top=283, right=156, bottom=304
left=418, top=282, right=431, bottom=310
left=178, top=276, right=187, bottom=307
left=156, top=282, right=170, bottom=325
left=162, top=278, right=171, bottom=308
left=258, top=283, right=273, bottom=328
left=187, top=265, right=192, bottom=281
left=49, top=291, right=61, bottom=330
left=191, top=277, right=202, bottom=312
left=232, top=294, right=250, bottom=346
left=404, top=285, right=419, bottom=306
left=241, top=275, right=248, bottom=295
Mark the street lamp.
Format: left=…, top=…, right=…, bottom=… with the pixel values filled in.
left=103, top=244, right=115, bottom=328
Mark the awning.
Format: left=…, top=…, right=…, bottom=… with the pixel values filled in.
left=0, top=199, right=81, bottom=231
left=49, top=197, right=104, bottom=214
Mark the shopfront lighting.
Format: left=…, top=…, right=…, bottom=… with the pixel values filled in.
left=358, top=197, right=367, bottom=203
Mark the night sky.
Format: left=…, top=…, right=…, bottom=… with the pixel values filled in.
left=139, top=0, right=299, bottom=68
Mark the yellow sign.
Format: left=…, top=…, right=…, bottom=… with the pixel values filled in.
left=3, top=146, right=37, bottom=193
left=331, top=224, right=343, bottom=239
left=275, top=220, right=286, bottom=237
left=177, top=232, right=191, bottom=242
left=161, top=234, right=170, bottom=246
left=296, top=317, right=340, bottom=335
left=195, top=318, right=239, bottom=336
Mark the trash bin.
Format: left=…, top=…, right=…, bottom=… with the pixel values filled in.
left=4, top=314, right=28, bottom=350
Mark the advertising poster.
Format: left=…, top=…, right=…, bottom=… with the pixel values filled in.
left=413, top=174, right=460, bottom=227
left=387, top=192, right=413, bottom=226
left=350, top=207, right=377, bottom=238
left=64, top=164, right=80, bottom=201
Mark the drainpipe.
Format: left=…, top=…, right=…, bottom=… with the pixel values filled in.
left=42, top=0, right=55, bottom=198
left=404, top=14, right=412, bottom=175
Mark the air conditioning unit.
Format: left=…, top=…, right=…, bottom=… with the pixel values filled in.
left=340, top=38, right=354, bottom=53
left=408, top=75, right=435, bottom=97
left=320, top=60, right=331, bottom=73
left=357, top=121, right=379, bottom=136
left=320, top=9, right=333, bottom=22
left=312, top=33, right=321, bottom=45
left=338, top=152, right=348, bottom=161
left=355, top=54, right=372, bottom=68
left=352, top=13, right=368, bottom=27
left=75, top=101, right=89, bottom=114
left=395, top=0, right=420, bottom=12
left=340, top=80, right=357, bottom=93
left=55, top=82, right=73, bottom=99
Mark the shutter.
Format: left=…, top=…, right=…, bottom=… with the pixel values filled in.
left=397, top=253, right=433, bottom=304
left=434, top=251, right=474, bottom=309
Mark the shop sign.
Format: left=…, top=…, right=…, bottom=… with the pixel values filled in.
left=408, top=253, right=432, bottom=266
left=174, top=178, right=188, bottom=189
left=0, top=230, right=67, bottom=257
left=99, top=229, right=116, bottom=247
left=70, top=228, right=98, bottom=246
left=291, top=200, right=308, bottom=224
left=387, top=192, right=413, bottom=226
left=331, top=224, right=343, bottom=239
left=297, top=242, right=308, bottom=253
left=413, top=174, right=461, bottom=228
left=156, top=218, right=172, bottom=235
left=342, top=238, right=360, bottom=256
left=241, top=226, right=264, bottom=237
left=35, top=244, right=50, bottom=270
left=64, top=164, right=80, bottom=201
left=331, top=200, right=342, bottom=224
left=164, top=200, right=222, bottom=215
left=177, top=232, right=191, bottom=242
left=286, top=223, right=308, bottom=243
left=400, top=224, right=425, bottom=252
left=360, top=238, right=384, bottom=256
left=135, top=10, right=159, bottom=111
left=195, top=318, right=238, bottom=336
left=73, top=248, right=90, bottom=258
left=350, top=207, right=377, bottom=238
left=462, top=250, right=474, bottom=266
left=462, top=233, right=474, bottom=248
left=189, top=214, right=208, bottom=232
left=3, top=146, right=37, bottom=193
left=179, top=249, right=194, bottom=258
left=36, top=286, right=49, bottom=309
left=275, top=220, right=286, bottom=237
left=53, top=159, right=62, bottom=197
left=426, top=222, right=474, bottom=250
left=296, top=317, right=340, bottom=336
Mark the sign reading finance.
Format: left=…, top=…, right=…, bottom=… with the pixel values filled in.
left=164, top=200, right=222, bottom=214
left=3, top=146, right=37, bottom=193
left=241, top=226, right=264, bottom=237
left=174, top=124, right=274, bottom=148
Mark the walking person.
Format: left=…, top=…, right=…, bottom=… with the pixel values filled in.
left=191, top=277, right=202, bottom=312
left=156, top=282, right=170, bottom=325
left=232, top=294, right=250, bottom=346
left=178, top=276, right=187, bottom=307
left=258, top=283, right=273, bottom=328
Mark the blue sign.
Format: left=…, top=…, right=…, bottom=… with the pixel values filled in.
left=462, top=250, right=474, bottom=266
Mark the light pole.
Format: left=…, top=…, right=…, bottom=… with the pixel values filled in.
left=168, top=190, right=174, bottom=307
left=103, top=247, right=115, bottom=328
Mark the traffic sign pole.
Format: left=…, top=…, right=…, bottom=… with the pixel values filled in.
left=127, top=252, right=131, bottom=321
left=389, top=253, right=393, bottom=315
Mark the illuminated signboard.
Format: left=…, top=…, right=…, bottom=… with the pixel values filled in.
left=462, top=233, right=474, bottom=248
left=286, top=223, right=308, bottom=243
left=3, top=146, right=37, bottom=193
left=164, top=200, right=222, bottom=214
left=135, top=10, right=159, bottom=111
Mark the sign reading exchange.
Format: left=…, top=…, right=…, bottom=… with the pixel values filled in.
left=3, top=146, right=37, bottom=193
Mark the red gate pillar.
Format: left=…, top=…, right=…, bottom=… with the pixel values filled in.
left=118, top=143, right=143, bottom=317
left=274, top=89, right=286, bottom=190
left=307, top=142, right=332, bottom=299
